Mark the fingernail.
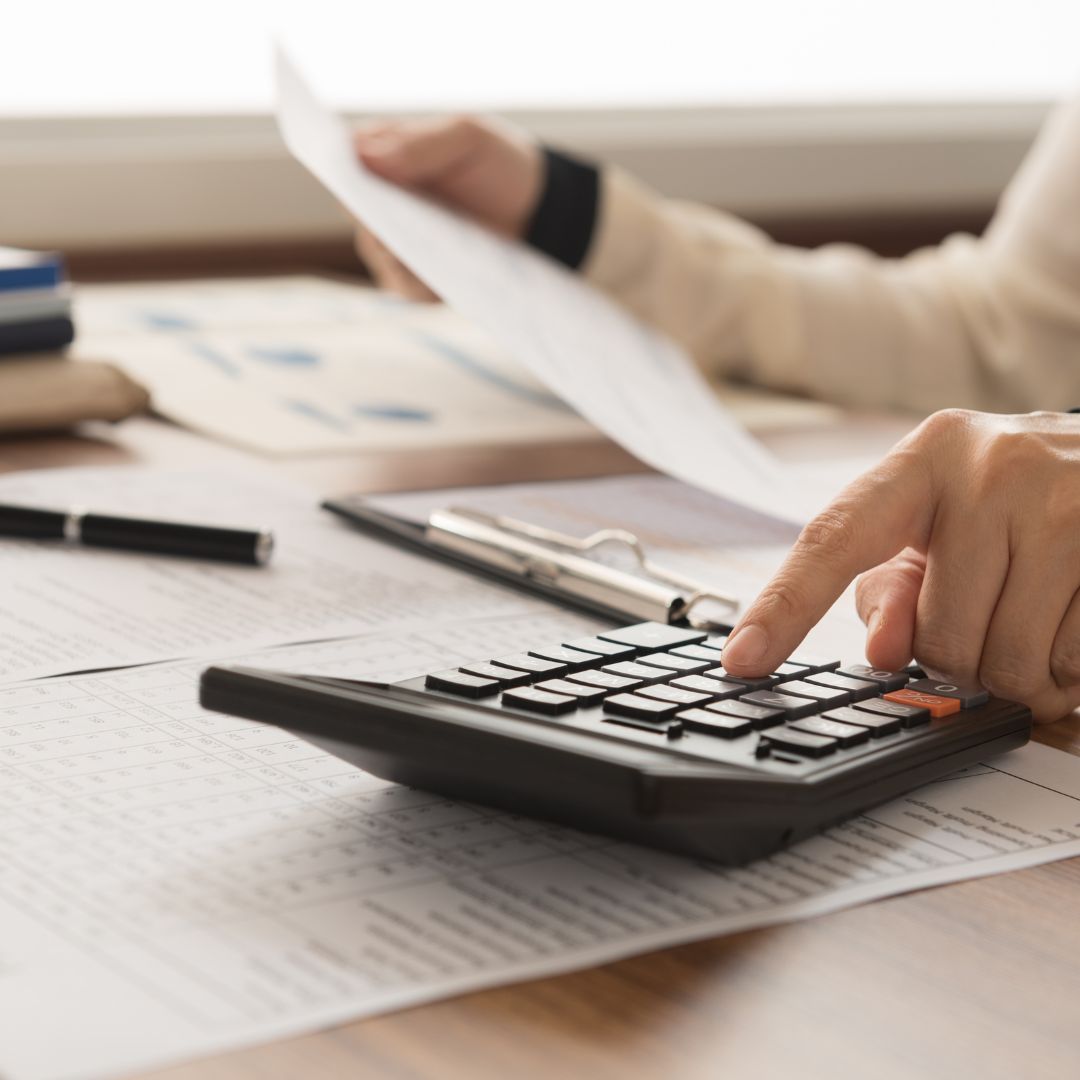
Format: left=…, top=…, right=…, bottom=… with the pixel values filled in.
left=723, top=624, right=768, bottom=670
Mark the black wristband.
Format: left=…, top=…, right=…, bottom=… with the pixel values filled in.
left=524, top=148, right=600, bottom=270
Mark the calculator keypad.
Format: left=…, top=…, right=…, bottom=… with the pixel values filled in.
left=420, top=621, right=984, bottom=768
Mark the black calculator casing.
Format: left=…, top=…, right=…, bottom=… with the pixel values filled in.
left=199, top=661, right=1031, bottom=866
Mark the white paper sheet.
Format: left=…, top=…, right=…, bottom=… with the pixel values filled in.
left=0, top=466, right=544, bottom=684
left=1, top=622, right=1078, bottom=1080
left=274, top=48, right=824, bottom=525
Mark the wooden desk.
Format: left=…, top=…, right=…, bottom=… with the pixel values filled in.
left=5, top=415, right=1079, bottom=1080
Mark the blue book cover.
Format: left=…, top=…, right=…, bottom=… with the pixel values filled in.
left=0, top=247, right=66, bottom=293
left=0, top=315, right=75, bottom=354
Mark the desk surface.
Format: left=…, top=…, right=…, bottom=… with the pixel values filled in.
left=6, top=415, right=1080, bottom=1080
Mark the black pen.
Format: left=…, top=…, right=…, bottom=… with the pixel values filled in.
left=0, top=503, right=274, bottom=566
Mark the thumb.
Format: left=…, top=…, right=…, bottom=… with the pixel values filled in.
left=354, top=118, right=480, bottom=188
left=855, top=548, right=926, bottom=670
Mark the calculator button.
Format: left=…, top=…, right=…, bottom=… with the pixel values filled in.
left=668, top=675, right=745, bottom=700
left=534, top=679, right=607, bottom=707
left=598, top=623, right=706, bottom=651
left=838, top=665, right=909, bottom=692
left=604, top=692, right=680, bottom=720
left=563, top=636, right=638, bottom=660
left=882, top=689, right=960, bottom=719
left=425, top=670, right=501, bottom=698
left=502, top=687, right=578, bottom=715
left=601, top=661, right=670, bottom=684
left=762, top=728, right=838, bottom=757
left=775, top=680, right=851, bottom=709
left=705, top=699, right=786, bottom=729
left=852, top=697, right=931, bottom=727
left=739, top=690, right=820, bottom=720
left=670, top=644, right=728, bottom=663
left=491, top=654, right=568, bottom=678
left=637, top=653, right=713, bottom=674
left=821, top=706, right=902, bottom=737
left=602, top=714, right=684, bottom=737
left=457, top=662, right=532, bottom=688
left=677, top=709, right=752, bottom=738
left=527, top=645, right=601, bottom=671
left=773, top=661, right=811, bottom=679
left=564, top=669, right=640, bottom=693
left=804, top=672, right=878, bottom=701
left=905, top=679, right=989, bottom=708
left=789, top=716, right=870, bottom=747
left=705, top=665, right=776, bottom=691
left=703, top=634, right=729, bottom=650
left=636, top=684, right=712, bottom=708
left=786, top=654, right=841, bottom=674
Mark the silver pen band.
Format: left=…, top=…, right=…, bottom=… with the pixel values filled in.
left=63, top=509, right=85, bottom=543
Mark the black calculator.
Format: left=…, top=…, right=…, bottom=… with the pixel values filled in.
left=199, top=621, right=1031, bottom=865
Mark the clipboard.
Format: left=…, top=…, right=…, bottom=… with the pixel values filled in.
left=323, top=494, right=740, bottom=631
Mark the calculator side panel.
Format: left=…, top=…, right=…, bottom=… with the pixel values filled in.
left=199, top=666, right=800, bottom=864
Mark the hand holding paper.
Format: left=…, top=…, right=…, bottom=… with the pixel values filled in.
left=274, top=47, right=817, bottom=526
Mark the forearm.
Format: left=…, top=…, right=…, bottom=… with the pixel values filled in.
left=532, top=99, right=1080, bottom=415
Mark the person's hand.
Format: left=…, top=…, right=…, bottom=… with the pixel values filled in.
left=721, top=409, right=1080, bottom=723
left=352, top=116, right=544, bottom=300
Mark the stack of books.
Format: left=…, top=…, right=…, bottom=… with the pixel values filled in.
left=0, top=247, right=75, bottom=356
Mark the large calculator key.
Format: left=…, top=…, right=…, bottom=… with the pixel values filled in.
left=563, top=636, right=638, bottom=660
left=762, top=728, right=838, bottom=758
left=773, top=661, right=811, bottom=680
left=786, top=653, right=841, bottom=674
left=705, top=665, right=776, bottom=691
left=458, top=662, right=532, bottom=688
left=426, top=670, right=501, bottom=698
left=805, top=671, right=879, bottom=702
left=821, top=706, right=902, bottom=737
left=636, top=684, right=712, bottom=708
left=739, top=690, right=820, bottom=720
left=776, top=680, right=851, bottom=709
left=706, top=699, right=786, bottom=729
left=637, top=653, right=713, bottom=674
left=564, top=669, right=641, bottom=693
left=852, top=697, right=931, bottom=727
left=677, top=708, right=752, bottom=738
left=534, top=679, right=607, bottom=707
left=699, top=634, right=728, bottom=652
left=491, top=654, right=568, bottom=678
left=604, top=692, right=680, bottom=720
left=598, top=622, right=706, bottom=651
left=790, top=715, right=870, bottom=748
left=668, top=674, right=744, bottom=701
left=502, top=687, right=578, bottom=715
left=601, top=661, right=670, bottom=684
left=882, top=689, right=960, bottom=719
left=838, top=665, right=909, bottom=693
left=905, top=678, right=989, bottom=708
left=527, top=645, right=601, bottom=671
left=603, top=714, right=684, bottom=737
left=670, top=644, right=729, bottom=663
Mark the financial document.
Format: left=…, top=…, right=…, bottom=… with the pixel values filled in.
left=76, top=277, right=597, bottom=455
left=275, top=48, right=827, bottom=525
left=0, top=466, right=540, bottom=684
left=2, top=621, right=1080, bottom=1080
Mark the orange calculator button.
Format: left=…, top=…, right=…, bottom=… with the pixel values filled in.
left=883, top=689, right=961, bottom=718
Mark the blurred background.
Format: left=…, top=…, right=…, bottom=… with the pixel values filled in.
left=1, top=0, right=1078, bottom=278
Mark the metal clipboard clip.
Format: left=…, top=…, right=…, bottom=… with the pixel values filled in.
left=425, top=507, right=739, bottom=630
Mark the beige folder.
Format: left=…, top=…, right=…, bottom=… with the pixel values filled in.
left=0, top=354, right=149, bottom=433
